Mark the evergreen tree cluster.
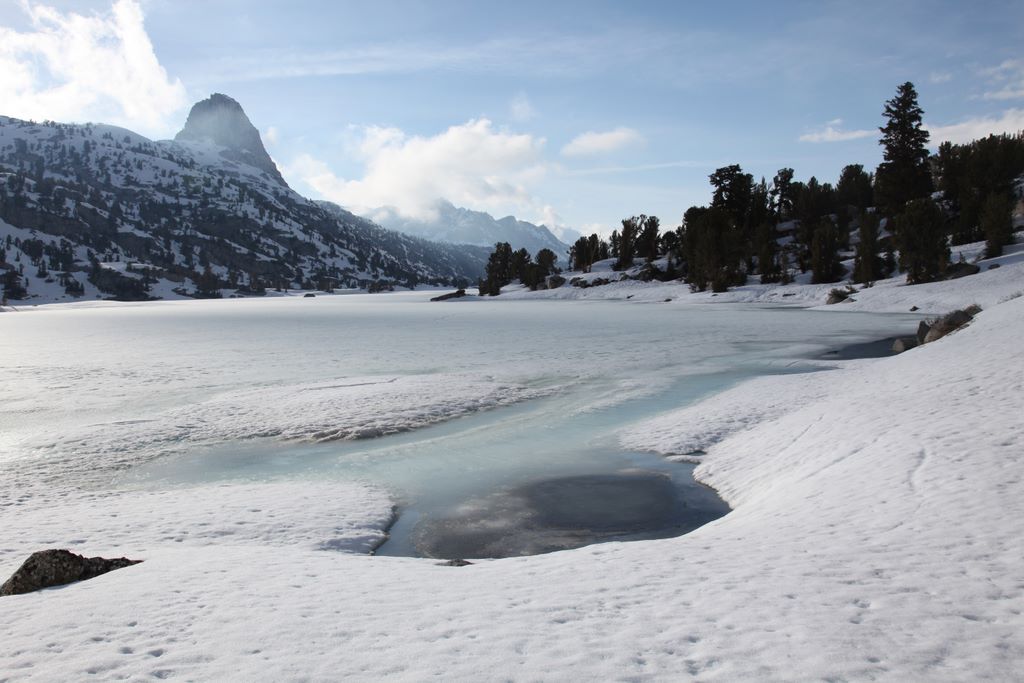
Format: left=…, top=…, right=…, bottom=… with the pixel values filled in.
left=478, top=243, right=559, bottom=295
left=554, top=81, right=1021, bottom=293
left=933, top=132, right=1024, bottom=250
left=570, top=233, right=611, bottom=272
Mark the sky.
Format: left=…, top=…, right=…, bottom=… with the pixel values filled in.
left=1, top=0, right=1023, bottom=238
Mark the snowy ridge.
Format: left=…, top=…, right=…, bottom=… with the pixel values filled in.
left=0, top=112, right=488, bottom=304
left=373, top=199, right=570, bottom=260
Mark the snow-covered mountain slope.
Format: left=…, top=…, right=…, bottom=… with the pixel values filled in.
left=0, top=97, right=487, bottom=304
left=373, top=199, right=570, bottom=260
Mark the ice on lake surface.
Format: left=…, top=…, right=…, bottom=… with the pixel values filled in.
left=0, top=292, right=922, bottom=557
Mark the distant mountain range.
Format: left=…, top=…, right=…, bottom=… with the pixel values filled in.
left=0, top=94, right=489, bottom=303
left=372, top=200, right=573, bottom=260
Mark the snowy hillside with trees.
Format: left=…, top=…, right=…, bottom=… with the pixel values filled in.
left=0, top=95, right=489, bottom=305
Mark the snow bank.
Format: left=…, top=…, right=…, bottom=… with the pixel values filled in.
left=618, top=367, right=839, bottom=457
left=2, top=295, right=1022, bottom=680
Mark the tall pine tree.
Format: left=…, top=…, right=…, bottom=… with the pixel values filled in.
left=875, top=82, right=932, bottom=214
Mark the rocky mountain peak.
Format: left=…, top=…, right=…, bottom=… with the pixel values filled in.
left=175, top=93, right=286, bottom=186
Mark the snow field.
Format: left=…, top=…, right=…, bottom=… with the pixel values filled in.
left=2, top=286, right=1022, bottom=680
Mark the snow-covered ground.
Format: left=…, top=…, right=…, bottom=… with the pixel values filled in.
left=2, top=251, right=1023, bottom=679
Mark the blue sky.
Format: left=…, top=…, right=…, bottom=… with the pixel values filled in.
left=2, top=0, right=1023, bottom=237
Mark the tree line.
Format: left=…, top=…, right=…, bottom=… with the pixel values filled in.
left=479, top=82, right=1022, bottom=296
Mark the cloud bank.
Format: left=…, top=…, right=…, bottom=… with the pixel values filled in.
left=287, top=119, right=549, bottom=221
left=0, top=0, right=187, bottom=137
left=926, top=109, right=1024, bottom=145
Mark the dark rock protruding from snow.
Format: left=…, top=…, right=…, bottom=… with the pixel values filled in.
left=0, top=549, right=141, bottom=596
left=546, top=274, right=566, bottom=289
left=923, top=308, right=978, bottom=344
left=917, top=320, right=932, bottom=345
left=175, top=93, right=286, bottom=186
left=946, top=262, right=981, bottom=280
left=430, top=289, right=466, bottom=302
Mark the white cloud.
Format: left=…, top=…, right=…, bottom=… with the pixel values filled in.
left=264, top=126, right=280, bottom=146
left=929, top=71, right=953, bottom=85
left=986, top=86, right=1024, bottom=101
left=925, top=109, right=1024, bottom=145
left=980, top=59, right=1024, bottom=101
left=537, top=204, right=582, bottom=243
left=510, top=92, right=536, bottom=122
left=0, top=0, right=187, bottom=137
left=285, top=119, right=550, bottom=221
left=798, top=119, right=874, bottom=143
left=561, top=127, right=644, bottom=157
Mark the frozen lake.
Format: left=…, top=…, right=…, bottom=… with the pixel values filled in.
left=1, top=292, right=921, bottom=557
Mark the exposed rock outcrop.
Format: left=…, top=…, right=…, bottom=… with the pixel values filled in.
left=175, top=93, right=286, bottom=187
left=430, top=289, right=467, bottom=302
left=946, top=262, right=981, bottom=280
left=923, top=308, right=978, bottom=344
left=1, top=549, right=141, bottom=596
left=545, top=274, right=566, bottom=289
left=916, top=320, right=932, bottom=345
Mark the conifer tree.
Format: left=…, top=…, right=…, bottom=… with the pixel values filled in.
left=981, top=193, right=1014, bottom=258
left=634, top=215, right=661, bottom=262
left=836, top=164, right=874, bottom=212
left=853, top=212, right=882, bottom=285
left=934, top=133, right=1024, bottom=244
left=589, top=234, right=609, bottom=262
left=683, top=207, right=743, bottom=292
left=754, top=221, right=779, bottom=282
left=479, top=242, right=513, bottom=295
left=195, top=265, right=221, bottom=298
left=810, top=218, right=843, bottom=284
left=570, top=236, right=591, bottom=272
left=535, top=248, right=558, bottom=276
left=770, top=168, right=795, bottom=220
left=511, top=247, right=531, bottom=281
left=875, top=82, right=932, bottom=214
left=615, top=217, right=637, bottom=270
left=895, top=198, right=949, bottom=284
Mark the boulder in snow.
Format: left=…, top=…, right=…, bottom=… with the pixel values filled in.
left=546, top=274, right=566, bottom=289
left=945, top=262, right=981, bottom=280
left=430, top=289, right=466, bottom=302
left=1, top=549, right=141, bottom=596
left=892, top=338, right=918, bottom=353
left=826, top=287, right=855, bottom=305
left=916, top=320, right=931, bottom=345
left=923, top=308, right=978, bottom=344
